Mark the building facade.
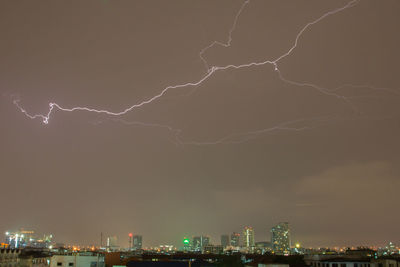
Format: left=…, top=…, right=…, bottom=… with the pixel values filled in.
left=50, top=253, right=104, bottom=267
left=305, top=256, right=399, bottom=267
left=0, top=249, right=20, bottom=267
left=132, top=236, right=142, bottom=250
left=271, top=222, right=290, bottom=255
left=243, top=227, right=255, bottom=249
left=220, top=235, right=229, bottom=248
left=230, top=232, right=240, bottom=247
left=203, top=245, right=224, bottom=254
left=192, top=236, right=210, bottom=252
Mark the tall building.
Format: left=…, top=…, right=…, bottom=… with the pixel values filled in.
left=243, top=226, right=255, bottom=248
left=133, top=235, right=142, bottom=250
left=202, top=236, right=210, bottom=248
left=230, top=232, right=240, bottom=247
left=220, top=235, right=229, bottom=248
left=192, top=236, right=210, bottom=252
left=271, top=222, right=291, bottom=255
left=106, top=236, right=119, bottom=251
left=192, top=236, right=201, bottom=252
left=128, top=233, right=133, bottom=250
left=182, top=237, right=191, bottom=251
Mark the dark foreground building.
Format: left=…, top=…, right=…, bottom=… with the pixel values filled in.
left=127, top=262, right=189, bottom=267
left=127, top=260, right=216, bottom=267
left=126, top=253, right=244, bottom=267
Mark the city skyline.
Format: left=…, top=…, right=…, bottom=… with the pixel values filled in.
left=2, top=225, right=398, bottom=249
left=1, top=0, right=399, bottom=248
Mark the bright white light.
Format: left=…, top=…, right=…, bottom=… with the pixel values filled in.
left=14, top=0, right=363, bottom=128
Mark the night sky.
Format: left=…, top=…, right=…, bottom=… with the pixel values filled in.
left=1, top=0, right=399, bottom=248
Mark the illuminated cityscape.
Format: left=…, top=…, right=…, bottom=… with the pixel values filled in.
left=1, top=0, right=399, bottom=266
left=4, top=229, right=53, bottom=249
left=1, top=226, right=399, bottom=267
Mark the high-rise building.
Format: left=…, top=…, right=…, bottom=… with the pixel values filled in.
left=192, top=236, right=201, bottom=251
left=230, top=232, right=240, bottom=247
left=106, top=236, right=119, bottom=251
left=128, top=233, right=133, bottom=250
left=182, top=237, right=191, bottom=251
left=271, top=222, right=291, bottom=255
left=243, top=226, right=255, bottom=248
left=133, top=235, right=142, bottom=250
left=220, top=235, right=229, bottom=248
left=192, top=236, right=210, bottom=252
left=202, top=236, right=210, bottom=248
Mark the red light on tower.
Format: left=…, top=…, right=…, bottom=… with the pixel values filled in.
left=128, top=233, right=133, bottom=250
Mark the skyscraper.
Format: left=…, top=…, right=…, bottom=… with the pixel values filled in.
left=192, top=236, right=210, bottom=252
left=202, top=236, right=210, bottom=248
left=230, top=232, right=240, bottom=247
left=243, top=226, right=255, bottom=248
left=220, top=235, right=229, bottom=248
left=128, top=233, right=133, bottom=250
left=133, top=235, right=142, bottom=250
left=183, top=237, right=191, bottom=251
left=271, top=222, right=290, bottom=255
left=106, top=236, right=119, bottom=251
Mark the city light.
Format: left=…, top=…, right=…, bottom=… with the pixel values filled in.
left=2, top=1, right=399, bottom=266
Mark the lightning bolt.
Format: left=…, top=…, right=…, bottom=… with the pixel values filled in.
left=99, top=117, right=324, bottom=146
left=14, top=0, right=399, bottom=142
left=178, top=117, right=327, bottom=146
left=199, top=0, right=250, bottom=72
left=109, top=112, right=399, bottom=145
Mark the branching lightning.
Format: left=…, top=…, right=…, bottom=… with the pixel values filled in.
left=14, top=0, right=399, bottom=144
left=97, top=117, right=330, bottom=146
left=178, top=117, right=325, bottom=146
left=199, top=0, right=250, bottom=72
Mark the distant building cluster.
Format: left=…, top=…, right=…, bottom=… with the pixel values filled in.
left=3, top=229, right=53, bottom=249
left=108, top=235, right=142, bottom=252
left=161, top=222, right=291, bottom=255
left=1, top=225, right=399, bottom=267
left=0, top=245, right=399, bottom=267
